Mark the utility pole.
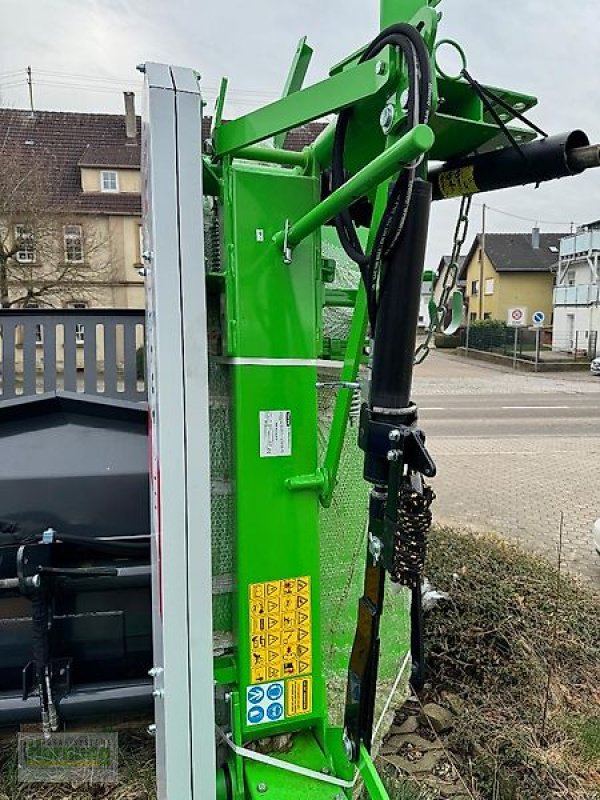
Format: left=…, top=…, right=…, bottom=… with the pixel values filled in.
left=478, top=202, right=486, bottom=320
left=27, top=66, right=34, bottom=116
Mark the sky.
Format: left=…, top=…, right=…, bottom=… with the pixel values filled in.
left=1, top=0, right=599, bottom=265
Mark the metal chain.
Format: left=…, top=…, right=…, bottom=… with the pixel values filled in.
left=415, top=195, right=473, bottom=364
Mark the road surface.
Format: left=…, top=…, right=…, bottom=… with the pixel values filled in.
left=412, top=352, right=600, bottom=587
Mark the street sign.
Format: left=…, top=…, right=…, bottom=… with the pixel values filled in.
left=507, top=307, right=528, bottom=328
left=532, top=310, right=545, bottom=328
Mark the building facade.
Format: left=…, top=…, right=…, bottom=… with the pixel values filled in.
left=461, top=232, right=561, bottom=324
left=0, top=94, right=144, bottom=313
left=552, top=223, right=600, bottom=355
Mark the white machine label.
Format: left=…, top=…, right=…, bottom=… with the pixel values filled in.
left=260, top=411, right=292, bottom=458
left=246, top=681, right=285, bottom=726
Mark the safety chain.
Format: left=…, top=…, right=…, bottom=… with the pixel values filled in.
left=392, top=480, right=435, bottom=588
left=415, top=194, right=473, bottom=364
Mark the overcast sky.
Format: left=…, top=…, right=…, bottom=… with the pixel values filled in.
left=2, top=0, right=599, bottom=264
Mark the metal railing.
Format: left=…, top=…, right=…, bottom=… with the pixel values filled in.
left=0, top=309, right=146, bottom=402
left=554, top=284, right=600, bottom=307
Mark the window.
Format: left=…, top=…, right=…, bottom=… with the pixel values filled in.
left=100, top=170, right=118, bottom=193
left=24, top=301, right=43, bottom=344
left=484, top=278, right=495, bottom=296
left=567, top=270, right=576, bottom=287
left=484, top=312, right=492, bottom=321
left=68, top=301, right=87, bottom=343
left=138, top=225, right=144, bottom=263
left=471, top=280, right=479, bottom=296
left=64, top=225, right=84, bottom=263
left=469, top=312, right=477, bottom=322
left=14, top=224, right=35, bottom=263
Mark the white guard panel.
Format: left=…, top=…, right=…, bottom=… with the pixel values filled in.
left=142, top=62, right=216, bottom=800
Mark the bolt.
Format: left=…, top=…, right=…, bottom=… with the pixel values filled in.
left=387, top=450, right=400, bottom=462
left=321, top=766, right=331, bottom=775
left=142, top=250, right=153, bottom=262
left=224, top=692, right=232, bottom=703
left=256, top=782, right=268, bottom=794
left=375, top=60, right=387, bottom=76
left=148, top=666, right=163, bottom=678
left=389, top=429, right=402, bottom=443
left=380, top=103, right=395, bottom=134
left=342, top=729, right=354, bottom=761
left=147, top=723, right=156, bottom=736
left=152, top=688, right=164, bottom=698
left=368, top=533, right=383, bottom=564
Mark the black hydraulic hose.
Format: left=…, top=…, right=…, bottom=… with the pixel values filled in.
left=54, top=532, right=150, bottom=556
left=332, top=23, right=432, bottom=329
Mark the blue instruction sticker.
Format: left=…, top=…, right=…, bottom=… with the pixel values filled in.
left=246, top=681, right=285, bottom=726
left=247, top=706, right=265, bottom=725
left=247, top=686, right=265, bottom=705
left=267, top=702, right=283, bottom=721
left=266, top=683, right=283, bottom=702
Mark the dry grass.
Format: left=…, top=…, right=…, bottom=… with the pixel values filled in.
left=419, top=526, right=600, bottom=800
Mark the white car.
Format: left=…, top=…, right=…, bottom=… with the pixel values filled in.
left=591, top=357, right=600, bottom=376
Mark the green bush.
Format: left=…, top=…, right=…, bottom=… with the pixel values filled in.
left=468, top=319, right=507, bottom=350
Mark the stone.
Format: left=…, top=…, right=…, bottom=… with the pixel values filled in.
left=389, top=715, right=419, bottom=735
left=382, top=749, right=443, bottom=776
left=418, top=702, right=455, bottom=734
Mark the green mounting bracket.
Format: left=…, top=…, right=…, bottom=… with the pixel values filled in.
left=274, top=36, right=314, bottom=149
left=214, top=76, right=229, bottom=130
left=213, top=46, right=396, bottom=156
left=274, top=124, right=435, bottom=255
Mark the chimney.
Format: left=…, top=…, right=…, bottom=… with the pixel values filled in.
left=532, top=226, right=540, bottom=249
left=124, top=92, right=136, bottom=140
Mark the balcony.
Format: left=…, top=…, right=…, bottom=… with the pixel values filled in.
left=560, top=230, right=600, bottom=258
left=554, top=284, right=600, bottom=307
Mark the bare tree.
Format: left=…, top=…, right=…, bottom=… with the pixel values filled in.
left=0, top=145, right=114, bottom=308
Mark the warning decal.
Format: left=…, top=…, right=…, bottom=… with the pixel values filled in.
left=249, top=576, right=312, bottom=684
left=438, top=165, right=479, bottom=199
left=286, top=677, right=312, bottom=718
left=259, top=411, right=292, bottom=458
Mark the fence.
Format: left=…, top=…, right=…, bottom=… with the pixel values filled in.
left=463, top=323, right=598, bottom=368
left=0, top=309, right=146, bottom=402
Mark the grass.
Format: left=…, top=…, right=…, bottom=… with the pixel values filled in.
left=413, top=526, right=600, bottom=800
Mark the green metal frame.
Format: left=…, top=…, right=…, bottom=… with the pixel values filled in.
left=204, top=1, right=542, bottom=797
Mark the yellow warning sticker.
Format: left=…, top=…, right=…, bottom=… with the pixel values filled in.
left=438, top=165, right=479, bottom=199
left=249, top=576, right=312, bottom=682
left=286, top=677, right=312, bottom=717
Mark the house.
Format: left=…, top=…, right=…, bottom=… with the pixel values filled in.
left=460, top=232, right=562, bottom=324
left=552, top=222, right=600, bottom=355
left=0, top=93, right=144, bottom=312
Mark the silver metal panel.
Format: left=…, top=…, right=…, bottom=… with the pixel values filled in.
left=172, top=70, right=216, bottom=797
left=143, top=62, right=216, bottom=800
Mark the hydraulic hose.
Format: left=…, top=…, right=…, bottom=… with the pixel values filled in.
left=332, top=23, right=432, bottom=329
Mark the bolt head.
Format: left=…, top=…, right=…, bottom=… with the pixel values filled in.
left=147, top=723, right=156, bottom=736
left=375, top=60, right=386, bottom=75
left=152, top=688, right=164, bottom=698
left=380, top=103, right=395, bottom=134
left=257, top=782, right=268, bottom=794
left=389, top=429, right=402, bottom=443
left=387, top=450, right=400, bottom=462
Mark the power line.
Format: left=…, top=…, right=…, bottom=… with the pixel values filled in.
left=472, top=201, right=578, bottom=229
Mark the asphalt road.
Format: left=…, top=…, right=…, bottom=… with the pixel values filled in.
left=411, top=352, right=600, bottom=587
left=416, top=392, right=600, bottom=438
